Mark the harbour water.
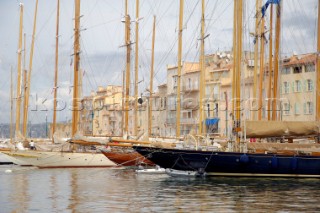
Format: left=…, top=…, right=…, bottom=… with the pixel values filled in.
left=1, top=165, right=320, bottom=212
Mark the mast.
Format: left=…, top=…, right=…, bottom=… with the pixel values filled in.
left=72, top=0, right=81, bottom=137
left=22, top=69, right=27, bottom=127
left=23, top=0, right=39, bottom=137
left=121, top=69, right=125, bottom=136
left=232, top=0, right=237, bottom=116
left=198, top=0, right=205, bottom=135
left=235, top=0, right=243, bottom=143
left=134, top=0, right=140, bottom=136
left=22, top=33, right=28, bottom=137
left=124, top=0, right=131, bottom=135
left=258, top=14, right=265, bottom=120
left=10, top=67, right=13, bottom=144
left=272, top=2, right=281, bottom=120
left=253, top=0, right=261, bottom=120
left=15, top=3, right=23, bottom=136
left=52, top=0, right=60, bottom=142
left=176, top=0, right=184, bottom=138
left=23, top=33, right=26, bottom=77
left=267, top=4, right=273, bottom=120
left=148, top=16, right=156, bottom=137
left=316, top=0, right=320, bottom=121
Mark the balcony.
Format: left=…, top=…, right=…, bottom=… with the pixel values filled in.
left=166, top=118, right=176, bottom=124
left=182, top=100, right=199, bottom=109
left=180, top=118, right=198, bottom=124
left=167, top=104, right=177, bottom=111
left=182, top=83, right=199, bottom=92
left=109, top=116, right=117, bottom=122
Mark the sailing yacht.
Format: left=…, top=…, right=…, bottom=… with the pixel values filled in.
left=1, top=0, right=116, bottom=168
left=133, top=0, right=320, bottom=177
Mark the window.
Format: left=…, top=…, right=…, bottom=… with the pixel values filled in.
left=188, top=78, right=191, bottom=89
left=305, top=64, right=315, bottom=72
left=307, top=79, right=314, bottom=91
left=173, top=76, right=178, bottom=90
left=283, top=103, right=290, bottom=115
left=281, top=67, right=290, bottom=74
left=304, top=102, right=314, bottom=114
left=294, top=103, right=300, bottom=115
left=295, top=80, right=301, bottom=92
left=293, top=66, right=302, bottom=74
left=283, top=81, right=289, bottom=94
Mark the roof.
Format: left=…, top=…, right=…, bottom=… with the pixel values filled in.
left=282, top=53, right=316, bottom=67
left=158, top=83, right=167, bottom=88
left=209, top=63, right=233, bottom=72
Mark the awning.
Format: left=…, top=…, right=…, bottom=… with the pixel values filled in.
left=205, top=118, right=220, bottom=126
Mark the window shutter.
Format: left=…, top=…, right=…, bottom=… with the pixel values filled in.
left=291, top=82, right=295, bottom=92
left=303, top=103, right=306, bottom=114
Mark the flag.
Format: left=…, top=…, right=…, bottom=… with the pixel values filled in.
left=261, top=0, right=280, bottom=17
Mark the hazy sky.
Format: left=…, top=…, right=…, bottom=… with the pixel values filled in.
left=0, top=0, right=317, bottom=125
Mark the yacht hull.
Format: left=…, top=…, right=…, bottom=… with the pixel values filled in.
left=134, top=146, right=320, bottom=178
left=1, top=151, right=117, bottom=168
left=101, top=150, right=155, bottom=166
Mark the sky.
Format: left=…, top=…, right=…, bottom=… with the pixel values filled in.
left=0, top=0, right=318, bottom=125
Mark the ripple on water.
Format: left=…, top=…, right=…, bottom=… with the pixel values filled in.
left=2, top=166, right=320, bottom=212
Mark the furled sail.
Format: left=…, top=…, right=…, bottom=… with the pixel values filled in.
left=245, top=121, right=320, bottom=138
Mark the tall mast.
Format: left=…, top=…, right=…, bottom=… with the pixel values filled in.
left=148, top=16, right=156, bottom=137
left=23, top=0, right=38, bottom=137
left=23, top=69, right=27, bottom=128
left=124, top=0, right=131, bottom=134
left=258, top=14, right=265, bottom=120
left=134, top=0, right=140, bottom=136
left=198, top=0, right=205, bottom=135
left=272, top=2, right=281, bottom=120
left=52, top=0, right=60, bottom=142
left=10, top=67, right=13, bottom=144
left=72, top=0, right=81, bottom=137
left=316, top=0, right=320, bottom=120
left=232, top=0, right=238, bottom=116
left=235, top=0, right=243, bottom=143
left=253, top=0, right=261, bottom=120
left=121, top=69, right=125, bottom=136
left=267, top=4, right=273, bottom=120
left=22, top=33, right=28, bottom=137
left=15, top=3, right=23, bottom=136
left=176, top=0, right=184, bottom=138
left=23, top=33, right=26, bottom=75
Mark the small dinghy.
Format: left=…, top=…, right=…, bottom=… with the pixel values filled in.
left=135, top=165, right=166, bottom=174
left=165, top=168, right=206, bottom=177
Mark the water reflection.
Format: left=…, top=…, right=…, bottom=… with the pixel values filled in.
left=1, top=165, right=320, bottom=212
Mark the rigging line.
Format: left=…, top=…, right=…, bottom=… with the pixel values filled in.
left=206, top=0, right=233, bottom=51
left=206, top=0, right=232, bottom=31
left=81, top=0, right=99, bottom=25
left=30, top=7, right=55, bottom=41
left=313, top=2, right=317, bottom=50
left=288, top=2, right=305, bottom=52
left=78, top=38, right=98, bottom=91
left=85, top=18, right=120, bottom=30
left=295, top=0, right=315, bottom=50
left=139, top=1, right=176, bottom=66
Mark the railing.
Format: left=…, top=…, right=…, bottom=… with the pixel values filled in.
left=180, top=118, right=198, bottom=124
left=182, top=101, right=199, bottom=109
left=166, top=118, right=176, bottom=124
left=182, top=83, right=199, bottom=92
left=167, top=104, right=177, bottom=111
